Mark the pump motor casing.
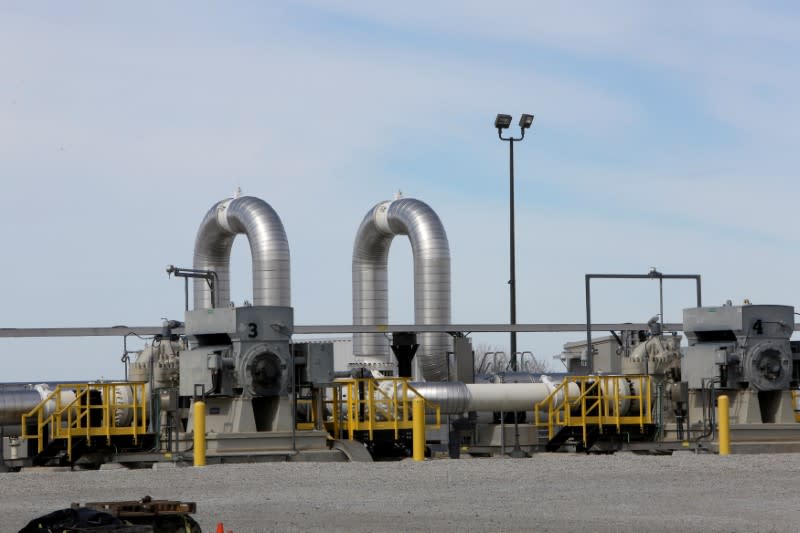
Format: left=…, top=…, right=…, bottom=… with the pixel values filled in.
left=179, top=306, right=293, bottom=398
left=683, top=304, right=793, bottom=391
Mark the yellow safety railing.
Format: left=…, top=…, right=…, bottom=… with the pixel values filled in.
left=534, top=375, right=652, bottom=448
left=325, top=378, right=440, bottom=441
left=21, top=382, right=148, bottom=461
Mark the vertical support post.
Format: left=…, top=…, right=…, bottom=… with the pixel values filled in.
left=585, top=275, right=592, bottom=369
left=37, top=410, right=44, bottom=453
left=193, top=399, right=206, bottom=467
left=718, top=395, right=730, bottom=456
left=412, top=397, right=425, bottom=462
left=659, top=277, right=664, bottom=330
left=509, top=138, right=517, bottom=372
left=695, top=275, right=702, bottom=307
left=290, top=341, right=296, bottom=453
left=499, top=409, right=505, bottom=456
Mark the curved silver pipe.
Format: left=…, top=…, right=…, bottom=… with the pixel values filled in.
left=353, top=197, right=451, bottom=381
left=193, top=196, right=290, bottom=309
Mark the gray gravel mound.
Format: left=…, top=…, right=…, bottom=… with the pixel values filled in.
left=2, top=453, right=799, bottom=532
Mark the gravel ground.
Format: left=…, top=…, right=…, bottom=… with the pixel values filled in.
left=2, top=452, right=799, bottom=532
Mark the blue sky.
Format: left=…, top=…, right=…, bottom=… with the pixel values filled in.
left=2, top=1, right=800, bottom=380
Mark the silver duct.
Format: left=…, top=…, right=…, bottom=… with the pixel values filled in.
left=0, top=388, right=43, bottom=426
left=409, top=381, right=470, bottom=414
left=193, top=196, right=290, bottom=309
left=407, top=380, right=583, bottom=415
left=352, top=197, right=451, bottom=381
left=0, top=384, right=75, bottom=427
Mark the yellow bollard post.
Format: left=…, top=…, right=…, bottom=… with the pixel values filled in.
left=718, top=394, right=730, bottom=456
left=412, top=398, right=425, bottom=462
left=194, top=399, right=206, bottom=467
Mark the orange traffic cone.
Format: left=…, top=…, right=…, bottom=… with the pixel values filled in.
left=216, top=523, right=224, bottom=533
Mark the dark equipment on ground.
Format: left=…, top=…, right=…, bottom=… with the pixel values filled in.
left=18, top=496, right=200, bottom=533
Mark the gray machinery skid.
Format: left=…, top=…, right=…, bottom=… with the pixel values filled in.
left=558, top=299, right=800, bottom=445
left=683, top=304, right=794, bottom=391
left=176, top=195, right=332, bottom=454
left=180, top=305, right=296, bottom=433
left=682, top=303, right=797, bottom=426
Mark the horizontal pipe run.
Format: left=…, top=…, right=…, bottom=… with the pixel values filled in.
left=0, top=385, right=75, bottom=426
left=0, top=389, right=43, bottom=425
left=37, top=312, right=800, bottom=337
left=0, top=322, right=698, bottom=338
left=298, top=323, right=686, bottom=334
left=408, top=380, right=582, bottom=415
left=465, top=383, right=558, bottom=412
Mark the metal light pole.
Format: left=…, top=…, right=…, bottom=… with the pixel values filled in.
left=495, top=114, right=533, bottom=372
left=496, top=113, right=533, bottom=459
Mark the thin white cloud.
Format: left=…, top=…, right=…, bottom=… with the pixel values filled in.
left=296, top=1, right=800, bottom=143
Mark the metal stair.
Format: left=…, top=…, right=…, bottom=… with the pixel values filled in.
left=535, top=375, right=655, bottom=453
left=21, top=382, right=150, bottom=464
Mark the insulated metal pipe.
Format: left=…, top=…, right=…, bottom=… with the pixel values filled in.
left=408, top=381, right=471, bottom=414
left=193, top=196, right=290, bottom=309
left=0, top=385, right=76, bottom=428
left=352, top=197, right=451, bottom=381
left=408, top=379, right=582, bottom=415
left=465, top=383, right=556, bottom=412
left=0, top=389, right=43, bottom=426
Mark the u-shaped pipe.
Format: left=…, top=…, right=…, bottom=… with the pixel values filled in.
left=352, top=197, right=451, bottom=381
left=193, top=196, right=290, bottom=309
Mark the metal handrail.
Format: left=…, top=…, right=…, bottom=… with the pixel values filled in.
left=534, top=375, right=653, bottom=448
left=323, top=377, right=440, bottom=441
left=21, top=382, right=148, bottom=461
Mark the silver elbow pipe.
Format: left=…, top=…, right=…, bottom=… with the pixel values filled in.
left=193, top=196, right=290, bottom=309
left=352, top=197, right=451, bottom=381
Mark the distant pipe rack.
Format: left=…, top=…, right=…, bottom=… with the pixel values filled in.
left=1, top=322, right=699, bottom=338
left=9, top=319, right=800, bottom=338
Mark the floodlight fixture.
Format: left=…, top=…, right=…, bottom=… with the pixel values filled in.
left=493, top=109, right=535, bottom=458
left=495, top=114, right=512, bottom=130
